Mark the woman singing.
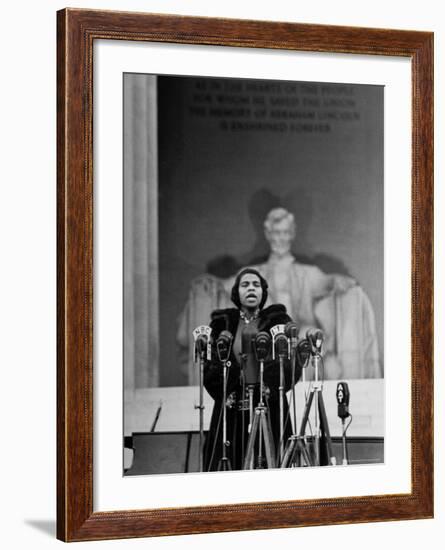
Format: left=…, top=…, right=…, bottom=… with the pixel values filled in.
left=203, top=267, right=302, bottom=471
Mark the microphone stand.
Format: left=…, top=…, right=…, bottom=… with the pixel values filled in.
left=336, top=382, right=351, bottom=466
left=273, top=332, right=288, bottom=466
left=281, top=337, right=317, bottom=468
left=341, top=417, right=349, bottom=465
left=243, top=356, right=276, bottom=470
left=290, top=342, right=298, bottom=436
left=247, top=383, right=255, bottom=470
left=259, top=358, right=265, bottom=467
left=281, top=339, right=314, bottom=469
left=278, top=353, right=285, bottom=465
left=194, top=348, right=206, bottom=473
left=198, top=353, right=205, bottom=472
left=298, top=348, right=336, bottom=466
left=193, top=326, right=212, bottom=472
left=313, top=352, right=321, bottom=465
left=217, top=359, right=232, bottom=471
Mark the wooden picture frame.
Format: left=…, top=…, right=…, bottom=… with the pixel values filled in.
left=57, top=8, right=433, bottom=542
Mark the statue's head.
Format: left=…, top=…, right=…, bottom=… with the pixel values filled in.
left=263, top=207, right=295, bottom=257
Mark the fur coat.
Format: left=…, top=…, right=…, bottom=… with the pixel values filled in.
left=203, top=304, right=302, bottom=471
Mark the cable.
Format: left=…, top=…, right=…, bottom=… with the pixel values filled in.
left=343, top=414, right=353, bottom=436
left=341, top=414, right=353, bottom=465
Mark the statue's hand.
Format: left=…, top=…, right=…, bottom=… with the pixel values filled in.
left=333, top=275, right=356, bottom=294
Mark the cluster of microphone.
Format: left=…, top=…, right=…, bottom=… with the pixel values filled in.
left=193, top=320, right=352, bottom=469
left=194, top=322, right=327, bottom=389
left=194, top=323, right=351, bottom=421
left=194, top=323, right=325, bottom=366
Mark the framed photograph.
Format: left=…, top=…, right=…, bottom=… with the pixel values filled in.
left=57, top=8, right=433, bottom=542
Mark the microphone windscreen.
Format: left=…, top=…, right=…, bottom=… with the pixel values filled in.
left=195, top=334, right=208, bottom=354
left=285, top=321, right=299, bottom=340
left=306, top=328, right=324, bottom=348
left=336, top=382, right=350, bottom=405
left=254, top=331, right=271, bottom=361
left=274, top=333, right=289, bottom=357
left=284, top=321, right=299, bottom=342
left=336, top=381, right=350, bottom=419
left=216, top=330, right=233, bottom=363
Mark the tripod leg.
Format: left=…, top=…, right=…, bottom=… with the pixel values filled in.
left=296, top=439, right=313, bottom=467
left=260, top=411, right=276, bottom=468
left=280, top=438, right=295, bottom=468
left=291, top=349, right=298, bottom=434
left=217, top=457, right=232, bottom=471
left=318, top=393, right=336, bottom=465
left=288, top=439, right=300, bottom=467
left=243, top=410, right=260, bottom=470
left=258, top=408, right=264, bottom=468
left=298, top=388, right=315, bottom=437
left=313, top=390, right=321, bottom=466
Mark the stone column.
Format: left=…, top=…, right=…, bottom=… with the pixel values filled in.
left=123, top=74, right=159, bottom=389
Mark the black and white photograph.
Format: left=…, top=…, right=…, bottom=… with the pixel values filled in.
left=123, top=74, right=384, bottom=476
left=3, top=0, right=440, bottom=548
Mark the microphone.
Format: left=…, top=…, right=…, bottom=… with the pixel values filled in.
left=195, top=334, right=208, bottom=356
left=242, top=324, right=259, bottom=385
left=270, top=326, right=288, bottom=464
left=285, top=321, right=299, bottom=350
left=270, top=324, right=289, bottom=360
left=216, top=330, right=233, bottom=363
left=336, top=382, right=350, bottom=419
left=296, top=337, right=311, bottom=365
left=274, top=333, right=289, bottom=359
left=306, top=328, right=324, bottom=353
left=254, top=331, right=271, bottom=362
left=193, top=325, right=212, bottom=362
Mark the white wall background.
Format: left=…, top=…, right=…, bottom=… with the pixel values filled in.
left=0, top=1, right=442, bottom=548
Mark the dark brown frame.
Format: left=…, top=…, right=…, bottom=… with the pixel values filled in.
left=57, top=8, right=434, bottom=542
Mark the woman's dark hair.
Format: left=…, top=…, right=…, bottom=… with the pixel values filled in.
left=231, top=268, right=268, bottom=310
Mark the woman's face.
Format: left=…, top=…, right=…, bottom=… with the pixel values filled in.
left=238, top=273, right=263, bottom=310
